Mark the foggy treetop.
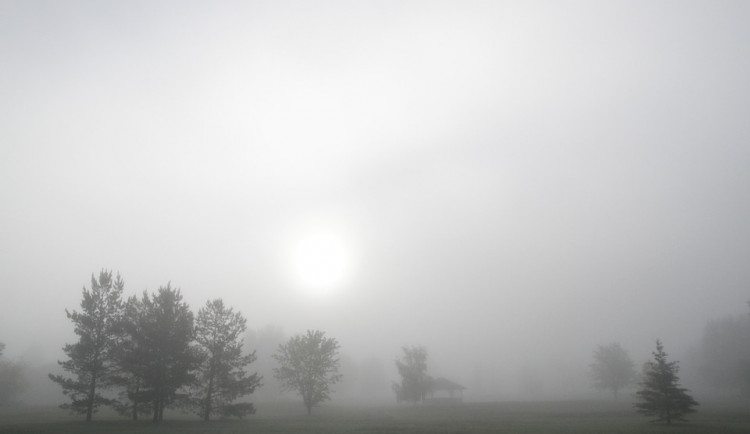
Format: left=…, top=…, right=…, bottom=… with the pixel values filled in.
left=1, top=0, right=749, bottom=385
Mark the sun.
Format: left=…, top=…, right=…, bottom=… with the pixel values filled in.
left=293, top=233, right=348, bottom=294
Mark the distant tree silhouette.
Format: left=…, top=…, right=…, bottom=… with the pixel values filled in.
left=273, top=330, right=341, bottom=415
left=589, top=342, right=635, bottom=399
left=395, top=346, right=431, bottom=404
left=635, top=339, right=698, bottom=424
left=0, top=342, right=27, bottom=406
left=49, top=270, right=124, bottom=421
left=116, top=285, right=200, bottom=422
left=693, top=302, right=750, bottom=397
left=245, top=325, right=286, bottom=399
left=190, top=299, right=261, bottom=421
left=695, top=314, right=750, bottom=395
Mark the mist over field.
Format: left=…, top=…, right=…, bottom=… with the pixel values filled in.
left=1, top=0, right=749, bottom=411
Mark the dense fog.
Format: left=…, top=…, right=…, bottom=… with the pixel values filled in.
left=1, top=0, right=749, bottom=409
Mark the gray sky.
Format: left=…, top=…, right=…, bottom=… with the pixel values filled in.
left=1, top=0, right=749, bottom=397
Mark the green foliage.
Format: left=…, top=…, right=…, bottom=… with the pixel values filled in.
left=635, top=340, right=699, bottom=424
left=394, top=346, right=430, bottom=404
left=49, top=270, right=125, bottom=421
left=190, top=299, right=261, bottom=421
left=273, top=330, right=341, bottom=415
left=589, top=342, right=635, bottom=399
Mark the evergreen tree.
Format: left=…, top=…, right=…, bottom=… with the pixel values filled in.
left=394, top=346, right=431, bottom=404
left=110, top=295, right=153, bottom=420
left=273, top=330, right=341, bottom=415
left=191, top=299, right=261, bottom=421
left=116, top=285, right=200, bottom=422
left=634, top=339, right=698, bottom=424
left=589, top=342, right=636, bottom=399
left=49, top=270, right=124, bottom=421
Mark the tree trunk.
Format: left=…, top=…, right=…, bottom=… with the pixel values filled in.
left=204, top=362, right=215, bottom=422
left=86, top=374, right=97, bottom=422
left=304, top=392, right=312, bottom=415
left=152, top=396, right=160, bottom=423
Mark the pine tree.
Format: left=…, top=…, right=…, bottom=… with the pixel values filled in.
left=191, top=299, right=261, bottom=421
left=634, top=339, right=698, bottom=424
left=49, top=270, right=125, bottom=421
left=133, top=285, right=200, bottom=422
left=110, top=295, right=153, bottom=420
left=113, top=285, right=199, bottom=422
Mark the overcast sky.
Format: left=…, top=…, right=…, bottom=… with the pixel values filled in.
left=1, top=0, right=749, bottom=397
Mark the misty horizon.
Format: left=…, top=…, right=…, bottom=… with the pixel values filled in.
left=1, top=0, right=749, bottom=407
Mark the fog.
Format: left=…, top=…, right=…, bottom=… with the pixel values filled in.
left=1, top=0, right=749, bottom=406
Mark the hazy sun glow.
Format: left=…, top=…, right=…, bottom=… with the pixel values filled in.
left=293, top=233, right=348, bottom=294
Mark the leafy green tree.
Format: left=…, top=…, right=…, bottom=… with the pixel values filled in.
left=273, top=330, right=341, bottom=415
left=589, top=342, right=636, bottom=399
left=191, top=299, right=262, bottom=421
left=635, top=340, right=698, bottom=424
left=117, top=285, right=200, bottom=422
left=49, top=270, right=124, bottom=421
left=0, top=343, right=27, bottom=406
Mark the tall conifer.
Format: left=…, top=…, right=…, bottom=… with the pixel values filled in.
left=49, top=270, right=124, bottom=421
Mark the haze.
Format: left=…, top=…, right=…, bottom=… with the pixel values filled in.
left=1, top=0, right=749, bottom=404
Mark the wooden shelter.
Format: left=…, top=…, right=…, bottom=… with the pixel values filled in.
left=428, top=377, right=466, bottom=401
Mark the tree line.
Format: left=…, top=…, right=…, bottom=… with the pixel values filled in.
left=392, top=341, right=698, bottom=425
left=49, top=270, right=342, bottom=422
left=587, top=303, right=750, bottom=424
left=30, top=269, right=750, bottom=426
left=390, top=304, right=750, bottom=426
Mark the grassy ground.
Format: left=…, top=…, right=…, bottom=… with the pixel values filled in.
left=1, top=400, right=748, bottom=433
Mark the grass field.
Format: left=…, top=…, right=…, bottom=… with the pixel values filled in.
left=1, top=400, right=748, bottom=433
